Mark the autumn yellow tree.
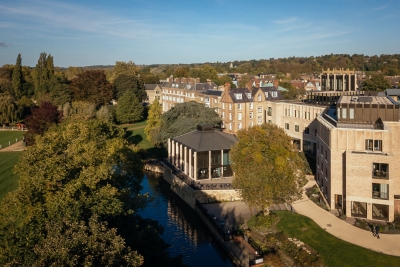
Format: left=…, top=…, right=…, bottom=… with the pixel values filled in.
left=230, top=124, right=305, bottom=215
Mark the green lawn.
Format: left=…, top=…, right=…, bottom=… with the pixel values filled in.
left=123, top=121, right=167, bottom=159
left=0, top=131, right=25, bottom=149
left=275, top=211, right=400, bottom=267
left=0, top=152, right=22, bottom=200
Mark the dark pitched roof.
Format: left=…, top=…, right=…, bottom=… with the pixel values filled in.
left=200, top=90, right=223, bottom=96
left=229, top=88, right=254, bottom=103
left=144, top=84, right=159, bottom=90
left=259, top=87, right=284, bottom=101
left=173, top=130, right=237, bottom=152
left=163, top=82, right=217, bottom=91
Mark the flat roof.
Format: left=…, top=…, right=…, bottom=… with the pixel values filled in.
left=339, top=96, right=393, bottom=105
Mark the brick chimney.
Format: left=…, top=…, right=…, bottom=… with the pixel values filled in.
left=246, top=81, right=252, bottom=91
left=224, top=82, right=231, bottom=93
left=207, top=79, right=212, bottom=86
left=255, top=79, right=260, bottom=88
left=273, top=79, right=279, bottom=88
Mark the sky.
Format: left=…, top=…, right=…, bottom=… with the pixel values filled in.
left=0, top=0, right=399, bottom=67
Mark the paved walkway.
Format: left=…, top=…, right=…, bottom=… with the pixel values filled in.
left=0, top=141, right=24, bottom=152
left=293, top=180, right=400, bottom=257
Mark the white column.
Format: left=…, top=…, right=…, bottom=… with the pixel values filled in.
left=171, top=140, right=175, bottom=166
left=168, top=139, right=171, bottom=163
left=194, top=151, right=198, bottom=180
left=354, top=73, right=357, bottom=91
left=184, top=146, right=188, bottom=175
left=209, top=151, right=212, bottom=180
left=179, top=143, right=183, bottom=170
left=189, top=148, right=192, bottom=178
left=333, top=74, right=336, bottom=91
left=342, top=75, right=344, bottom=91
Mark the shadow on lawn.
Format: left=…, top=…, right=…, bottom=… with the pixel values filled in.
left=125, top=131, right=143, bottom=145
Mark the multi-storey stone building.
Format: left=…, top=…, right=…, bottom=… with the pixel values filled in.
left=316, top=95, right=400, bottom=221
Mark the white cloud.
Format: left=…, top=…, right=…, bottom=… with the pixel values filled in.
left=272, top=17, right=299, bottom=24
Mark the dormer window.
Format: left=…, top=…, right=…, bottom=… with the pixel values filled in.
left=271, top=91, right=278, bottom=97
left=264, top=92, right=269, bottom=98
left=257, top=94, right=262, bottom=101
left=235, top=94, right=242, bottom=100
left=246, top=93, right=251, bottom=99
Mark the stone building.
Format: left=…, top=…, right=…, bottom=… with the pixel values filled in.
left=320, top=68, right=357, bottom=91
left=316, top=95, right=400, bottom=221
left=144, top=84, right=162, bottom=105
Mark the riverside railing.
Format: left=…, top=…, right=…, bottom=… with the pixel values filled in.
left=161, top=159, right=234, bottom=190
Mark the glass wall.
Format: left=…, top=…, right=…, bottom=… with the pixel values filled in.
left=197, top=151, right=209, bottom=179
left=211, top=151, right=222, bottom=178
left=351, top=201, right=367, bottom=218
left=223, top=150, right=233, bottom=177
left=372, top=204, right=389, bottom=221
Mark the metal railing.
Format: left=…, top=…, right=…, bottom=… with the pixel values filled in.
left=161, top=159, right=234, bottom=190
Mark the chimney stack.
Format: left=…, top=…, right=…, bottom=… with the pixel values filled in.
left=246, top=81, right=252, bottom=91
left=224, top=82, right=231, bottom=93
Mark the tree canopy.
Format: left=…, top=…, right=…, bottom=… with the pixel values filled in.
left=70, top=70, right=114, bottom=107
left=114, top=73, right=147, bottom=101
left=144, top=98, right=162, bottom=142
left=149, top=101, right=222, bottom=146
left=361, top=73, right=391, bottom=92
left=230, top=124, right=305, bottom=214
left=0, top=119, right=186, bottom=266
left=116, top=90, right=144, bottom=124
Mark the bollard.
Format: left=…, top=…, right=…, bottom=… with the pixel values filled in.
left=16, top=138, right=18, bottom=143
left=9, top=141, right=10, bottom=146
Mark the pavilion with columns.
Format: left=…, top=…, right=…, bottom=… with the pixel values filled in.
left=167, top=124, right=237, bottom=180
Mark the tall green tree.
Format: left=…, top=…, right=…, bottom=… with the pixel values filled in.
left=151, top=101, right=221, bottom=146
left=114, top=74, right=147, bottom=101
left=107, top=61, right=138, bottom=84
left=70, top=70, right=114, bottom=107
left=0, top=92, right=17, bottom=125
left=361, top=73, right=391, bottom=92
left=230, top=124, right=305, bottom=215
left=144, top=98, right=162, bottom=142
left=0, top=119, right=145, bottom=266
left=34, top=52, right=54, bottom=94
left=116, top=91, right=143, bottom=124
left=12, top=53, right=23, bottom=99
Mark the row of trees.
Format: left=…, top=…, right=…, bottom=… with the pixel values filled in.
left=0, top=55, right=147, bottom=125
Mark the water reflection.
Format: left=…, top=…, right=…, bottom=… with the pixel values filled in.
left=140, top=172, right=234, bottom=267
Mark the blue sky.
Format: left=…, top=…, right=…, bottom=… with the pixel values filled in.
left=0, top=0, right=399, bottom=67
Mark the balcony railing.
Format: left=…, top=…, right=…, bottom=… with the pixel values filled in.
left=372, top=191, right=389, bottom=200
left=372, top=170, right=389, bottom=179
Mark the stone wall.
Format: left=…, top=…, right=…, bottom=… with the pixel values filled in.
left=163, top=165, right=241, bottom=208
left=144, top=163, right=163, bottom=173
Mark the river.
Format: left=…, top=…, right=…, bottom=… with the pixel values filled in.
left=139, top=172, right=234, bottom=267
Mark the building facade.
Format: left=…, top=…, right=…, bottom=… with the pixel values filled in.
left=316, top=95, right=400, bottom=221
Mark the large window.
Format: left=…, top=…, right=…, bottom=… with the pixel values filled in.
left=372, top=204, right=389, bottom=221
left=285, top=123, right=289, bottom=130
left=267, top=107, right=272, bottom=116
left=372, top=163, right=389, bottom=179
left=372, top=183, right=389, bottom=199
left=257, top=106, right=262, bottom=113
left=238, top=113, right=242, bottom=120
left=365, top=139, right=382, bottom=151
left=249, top=112, right=253, bottom=119
left=238, top=103, right=242, bottom=110
left=305, top=127, right=310, bottom=135
left=295, top=125, right=299, bottom=132
left=249, top=103, right=253, bottom=109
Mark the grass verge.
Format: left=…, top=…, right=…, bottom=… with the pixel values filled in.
left=0, top=131, right=25, bottom=149
left=275, top=210, right=400, bottom=267
left=0, top=152, right=22, bottom=200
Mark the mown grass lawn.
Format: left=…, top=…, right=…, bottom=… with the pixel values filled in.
left=0, top=131, right=24, bottom=149
left=275, top=211, right=400, bottom=267
left=123, top=121, right=167, bottom=159
left=0, top=152, right=22, bottom=200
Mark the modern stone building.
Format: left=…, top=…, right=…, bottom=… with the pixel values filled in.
left=316, top=95, right=400, bottom=221
left=168, top=124, right=237, bottom=180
